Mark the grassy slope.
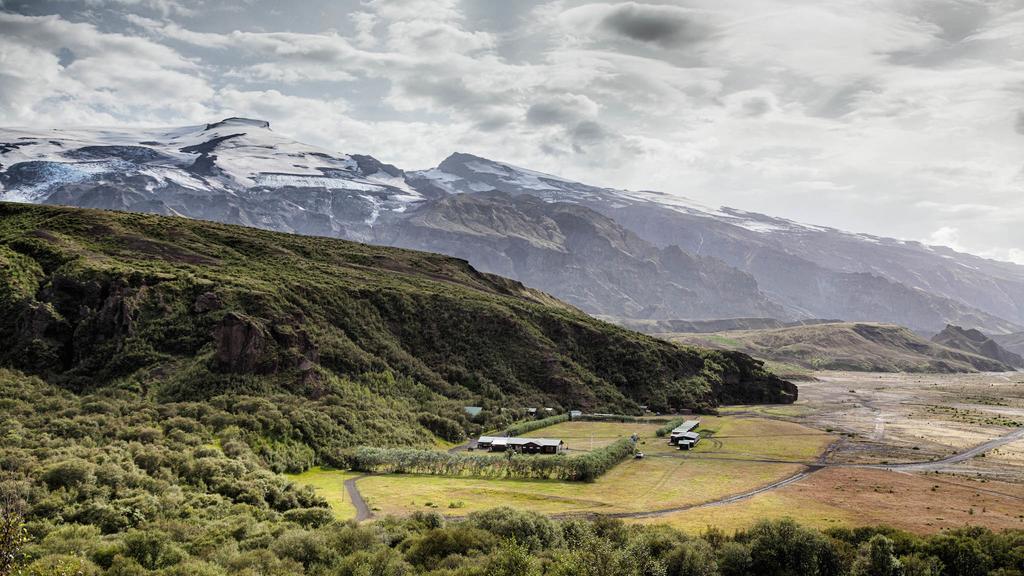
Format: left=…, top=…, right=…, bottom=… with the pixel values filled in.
left=667, top=322, right=1014, bottom=373
left=0, top=202, right=793, bottom=454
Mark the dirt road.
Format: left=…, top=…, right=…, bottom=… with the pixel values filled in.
left=344, top=475, right=373, bottom=521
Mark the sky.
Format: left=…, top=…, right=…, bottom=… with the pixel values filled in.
left=1, top=0, right=1023, bottom=263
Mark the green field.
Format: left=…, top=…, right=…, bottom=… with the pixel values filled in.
left=315, top=416, right=834, bottom=519
left=285, top=467, right=359, bottom=520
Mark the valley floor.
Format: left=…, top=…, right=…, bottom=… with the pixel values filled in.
left=289, top=371, right=1024, bottom=534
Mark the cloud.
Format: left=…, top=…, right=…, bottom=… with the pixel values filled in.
left=724, top=90, right=778, bottom=118
left=558, top=2, right=713, bottom=48
left=526, top=93, right=599, bottom=126
left=926, top=226, right=964, bottom=251
left=79, top=0, right=196, bottom=18
left=0, top=12, right=211, bottom=124
left=1016, top=110, right=1024, bottom=135
left=600, top=3, right=710, bottom=46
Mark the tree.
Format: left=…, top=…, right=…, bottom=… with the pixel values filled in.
left=926, top=534, right=991, bottom=576
left=851, top=535, right=903, bottom=576
left=485, top=539, right=539, bottom=576
left=0, top=494, right=28, bottom=576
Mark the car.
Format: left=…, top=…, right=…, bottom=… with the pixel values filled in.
left=634, top=452, right=645, bottom=459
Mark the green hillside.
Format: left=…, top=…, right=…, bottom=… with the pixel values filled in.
left=667, top=322, right=1015, bottom=373
left=0, top=203, right=793, bottom=456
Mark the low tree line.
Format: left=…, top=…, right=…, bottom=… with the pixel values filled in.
left=656, top=417, right=690, bottom=437
left=349, top=438, right=635, bottom=482
left=502, top=413, right=570, bottom=437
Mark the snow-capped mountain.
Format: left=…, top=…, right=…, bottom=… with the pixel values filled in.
left=412, top=153, right=1024, bottom=334
left=2, top=118, right=1022, bottom=334
left=0, top=118, right=421, bottom=241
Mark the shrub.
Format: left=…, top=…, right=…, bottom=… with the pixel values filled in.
left=23, top=554, right=100, bottom=576
left=468, top=507, right=561, bottom=551
left=418, top=413, right=465, bottom=443
left=270, top=529, right=334, bottom=569
left=42, top=459, right=95, bottom=491
left=122, top=529, right=182, bottom=570
left=282, top=507, right=335, bottom=528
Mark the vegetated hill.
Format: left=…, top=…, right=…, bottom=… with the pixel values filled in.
left=4, top=119, right=1024, bottom=333
left=665, top=323, right=1017, bottom=373
left=992, top=331, right=1024, bottom=357
left=0, top=203, right=795, bottom=453
left=932, top=325, right=1024, bottom=369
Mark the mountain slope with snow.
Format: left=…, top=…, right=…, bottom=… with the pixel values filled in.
left=2, top=119, right=1021, bottom=334
left=0, top=118, right=421, bottom=241
left=418, top=153, right=1023, bottom=334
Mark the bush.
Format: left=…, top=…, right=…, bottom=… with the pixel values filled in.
left=468, top=507, right=561, bottom=551
left=744, top=518, right=842, bottom=576
left=418, top=413, right=466, bottom=443
left=42, top=459, right=95, bottom=491
left=282, top=507, right=335, bottom=528
left=122, top=530, right=182, bottom=570
left=270, top=529, right=334, bottom=569
left=23, top=554, right=100, bottom=576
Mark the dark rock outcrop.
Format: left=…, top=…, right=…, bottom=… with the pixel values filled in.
left=214, top=312, right=269, bottom=373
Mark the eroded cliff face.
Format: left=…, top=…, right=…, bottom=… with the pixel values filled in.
left=0, top=270, right=322, bottom=392
left=380, top=192, right=786, bottom=321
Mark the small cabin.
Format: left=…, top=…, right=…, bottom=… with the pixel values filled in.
left=675, top=431, right=700, bottom=450
left=515, top=438, right=564, bottom=454
left=474, top=436, right=566, bottom=454
left=667, top=420, right=699, bottom=444
left=474, top=435, right=500, bottom=450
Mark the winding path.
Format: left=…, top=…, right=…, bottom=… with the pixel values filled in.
left=862, top=426, right=1024, bottom=473
left=344, top=474, right=373, bottom=521
left=600, top=465, right=824, bottom=520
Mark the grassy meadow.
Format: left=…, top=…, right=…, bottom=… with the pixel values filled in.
left=297, top=416, right=834, bottom=520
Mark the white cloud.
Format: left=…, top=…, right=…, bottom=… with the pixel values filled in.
left=0, top=12, right=212, bottom=125
left=926, top=226, right=964, bottom=251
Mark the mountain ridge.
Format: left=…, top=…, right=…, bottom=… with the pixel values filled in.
left=931, top=325, right=1024, bottom=369
left=664, top=322, right=1018, bottom=373
left=2, top=118, right=1021, bottom=333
